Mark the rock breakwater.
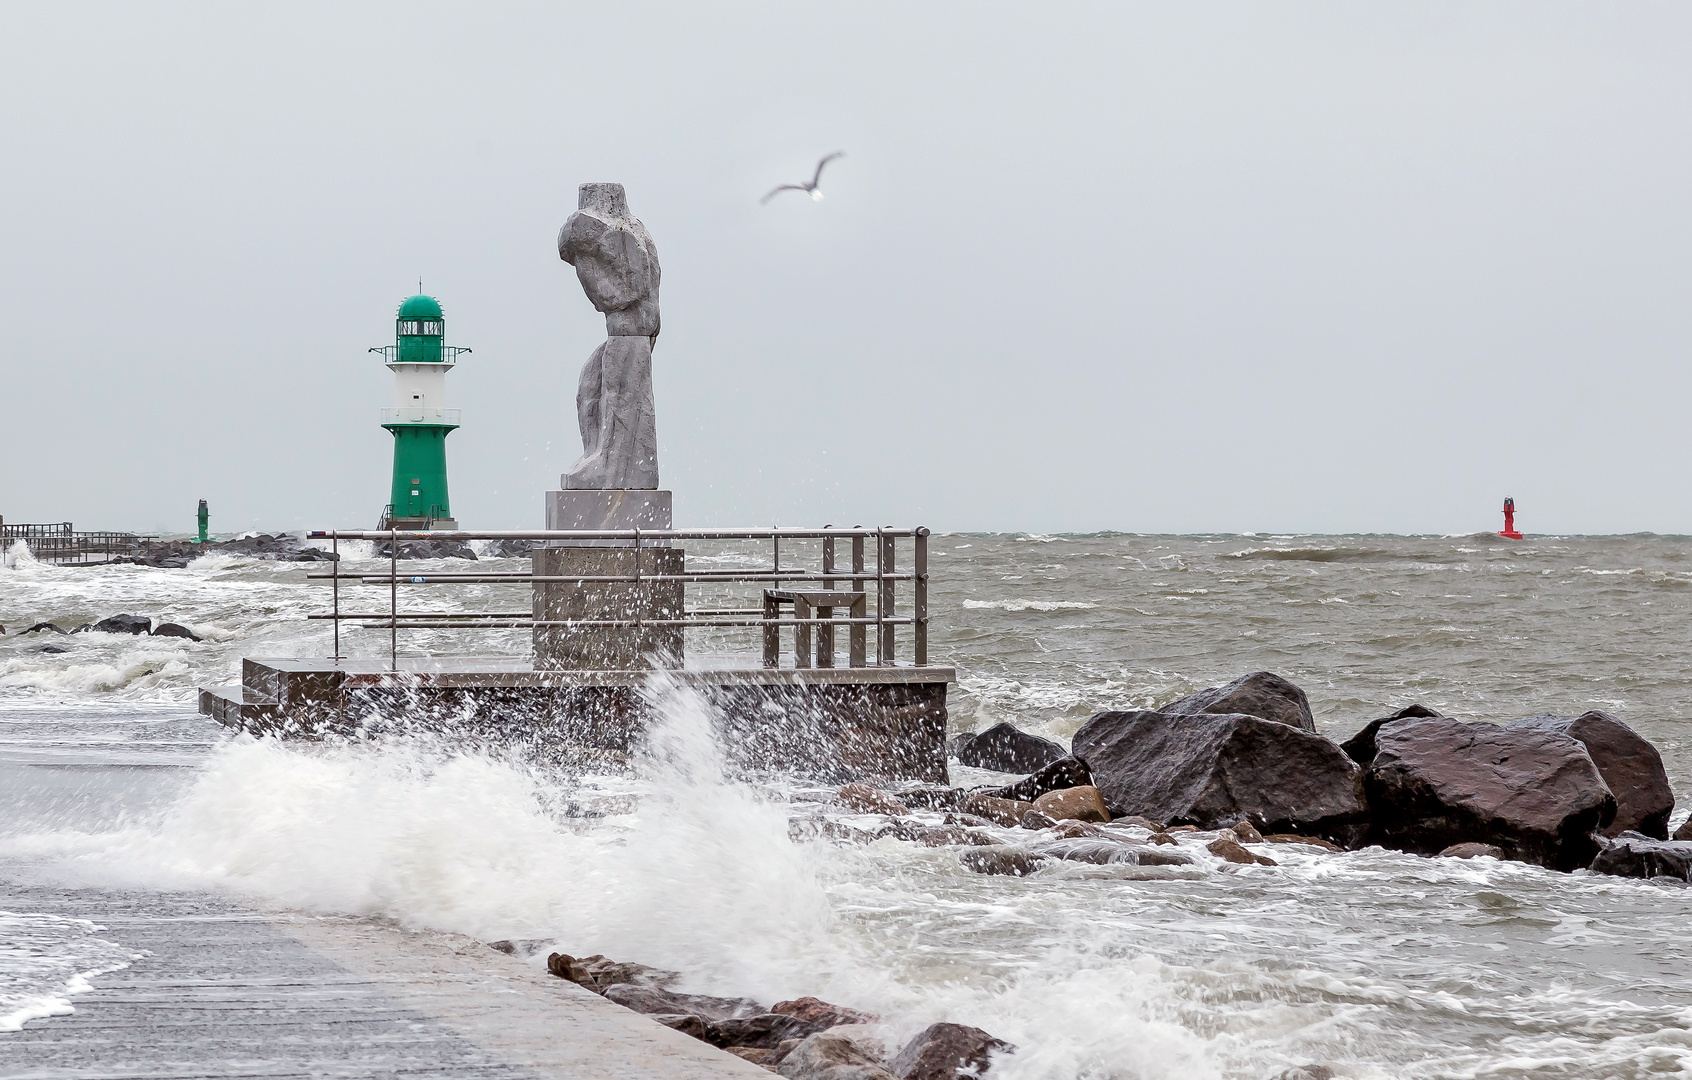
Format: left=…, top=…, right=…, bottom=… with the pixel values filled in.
left=953, top=670, right=1691, bottom=882
left=518, top=946, right=1015, bottom=1077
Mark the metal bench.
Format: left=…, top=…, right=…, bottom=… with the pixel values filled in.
left=762, top=589, right=867, bottom=668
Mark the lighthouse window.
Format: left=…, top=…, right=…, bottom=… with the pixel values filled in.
left=398, top=319, right=444, bottom=336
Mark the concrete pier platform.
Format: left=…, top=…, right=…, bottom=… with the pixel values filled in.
left=200, top=658, right=954, bottom=783
left=0, top=883, right=767, bottom=1078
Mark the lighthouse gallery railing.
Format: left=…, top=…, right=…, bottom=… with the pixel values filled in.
left=380, top=408, right=462, bottom=425
left=304, top=527, right=930, bottom=672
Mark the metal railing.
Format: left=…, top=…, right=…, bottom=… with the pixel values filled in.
left=0, top=521, right=155, bottom=565
left=381, top=408, right=461, bottom=425
left=304, top=527, right=931, bottom=672
left=368, top=346, right=472, bottom=365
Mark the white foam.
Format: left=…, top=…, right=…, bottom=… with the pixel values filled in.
left=0, top=911, right=135, bottom=1031
left=961, top=599, right=1098, bottom=612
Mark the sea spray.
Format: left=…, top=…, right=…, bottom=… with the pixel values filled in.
left=1, top=677, right=847, bottom=1003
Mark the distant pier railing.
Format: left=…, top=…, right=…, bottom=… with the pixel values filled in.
left=0, top=520, right=155, bottom=565
left=304, top=527, right=930, bottom=671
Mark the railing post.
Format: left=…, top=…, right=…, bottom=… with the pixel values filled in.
left=914, top=527, right=928, bottom=666
left=875, top=527, right=896, bottom=666
left=793, top=596, right=812, bottom=669
left=389, top=527, right=398, bottom=671
left=633, top=526, right=642, bottom=636
left=850, top=531, right=866, bottom=667
left=819, top=530, right=836, bottom=667
left=762, top=592, right=780, bottom=668
left=331, top=532, right=340, bottom=661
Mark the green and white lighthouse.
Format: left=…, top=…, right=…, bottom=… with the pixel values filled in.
left=373, top=294, right=471, bottom=529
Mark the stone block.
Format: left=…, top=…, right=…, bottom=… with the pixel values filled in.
left=545, top=489, right=672, bottom=546
left=533, top=547, right=684, bottom=670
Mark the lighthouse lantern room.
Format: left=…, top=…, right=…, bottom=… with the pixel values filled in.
left=373, top=294, right=470, bottom=529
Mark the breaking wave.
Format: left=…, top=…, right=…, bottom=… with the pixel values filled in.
left=962, top=599, right=1099, bottom=612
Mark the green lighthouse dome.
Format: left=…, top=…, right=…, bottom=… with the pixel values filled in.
left=397, top=294, right=444, bottom=319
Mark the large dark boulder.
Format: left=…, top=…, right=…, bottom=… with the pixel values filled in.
left=1506, top=712, right=1672, bottom=839
left=661, top=1012, right=821, bottom=1049
left=1364, top=717, right=1615, bottom=870
left=771, top=996, right=879, bottom=1028
left=1162, top=672, right=1316, bottom=733
left=979, top=756, right=1091, bottom=802
left=601, top=984, right=762, bottom=1020
left=890, top=1022, right=1014, bottom=1080
left=1340, top=704, right=1444, bottom=766
left=1589, top=833, right=1692, bottom=882
left=546, top=951, right=677, bottom=992
left=92, top=614, right=151, bottom=635
left=779, top=1032, right=897, bottom=1079
left=1072, top=710, right=1368, bottom=846
left=151, top=622, right=201, bottom=642
left=952, top=722, right=1066, bottom=773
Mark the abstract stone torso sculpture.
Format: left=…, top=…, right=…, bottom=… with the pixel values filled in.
left=558, top=183, right=660, bottom=490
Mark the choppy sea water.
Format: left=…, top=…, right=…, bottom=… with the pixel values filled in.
left=3, top=532, right=1692, bottom=1079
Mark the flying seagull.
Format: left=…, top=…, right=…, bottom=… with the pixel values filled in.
left=760, top=151, right=845, bottom=204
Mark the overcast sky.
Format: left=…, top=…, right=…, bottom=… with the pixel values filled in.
left=3, top=3, right=1689, bottom=535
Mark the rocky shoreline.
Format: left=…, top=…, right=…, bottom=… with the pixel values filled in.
left=943, top=671, right=1688, bottom=882
left=85, top=531, right=531, bottom=568
left=484, top=936, right=1333, bottom=1080
left=5, top=613, right=202, bottom=642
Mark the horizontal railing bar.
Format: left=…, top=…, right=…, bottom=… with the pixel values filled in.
left=308, top=571, right=815, bottom=580
left=351, top=617, right=919, bottom=629
left=306, top=572, right=913, bottom=584
left=359, top=623, right=527, bottom=629
left=322, top=614, right=917, bottom=625
left=308, top=613, right=530, bottom=620
left=309, top=527, right=922, bottom=541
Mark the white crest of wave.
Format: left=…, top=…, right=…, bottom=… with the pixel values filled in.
left=1, top=540, right=43, bottom=572
left=962, top=599, right=1098, bottom=612
left=0, top=656, right=192, bottom=694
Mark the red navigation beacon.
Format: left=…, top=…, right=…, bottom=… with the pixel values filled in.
left=1499, top=497, right=1523, bottom=540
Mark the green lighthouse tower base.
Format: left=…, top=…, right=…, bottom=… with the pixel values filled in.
left=374, top=294, right=471, bottom=530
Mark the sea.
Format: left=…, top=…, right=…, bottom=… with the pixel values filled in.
left=2, top=531, right=1691, bottom=1079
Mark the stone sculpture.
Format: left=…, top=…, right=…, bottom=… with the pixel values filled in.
left=557, top=183, right=661, bottom=490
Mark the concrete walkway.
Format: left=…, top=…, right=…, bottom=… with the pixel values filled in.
left=1, top=883, right=768, bottom=1079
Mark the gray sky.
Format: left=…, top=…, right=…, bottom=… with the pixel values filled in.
left=3, top=3, right=1690, bottom=535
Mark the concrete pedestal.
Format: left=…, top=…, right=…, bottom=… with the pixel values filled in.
left=536, top=488, right=680, bottom=670
left=545, top=489, right=671, bottom=545
left=532, top=547, right=684, bottom=670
